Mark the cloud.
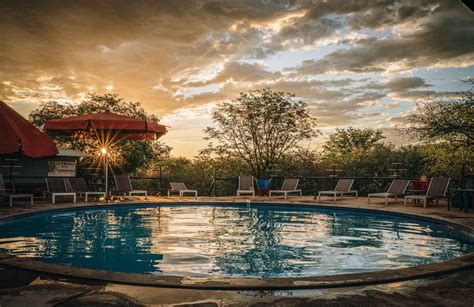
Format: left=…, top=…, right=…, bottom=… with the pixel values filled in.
left=274, top=16, right=343, bottom=48
left=0, top=0, right=472, bottom=157
left=389, top=115, right=410, bottom=125
left=385, top=101, right=401, bottom=108
left=305, top=0, right=455, bottom=30
left=366, top=76, right=431, bottom=92
left=387, top=90, right=461, bottom=102
left=294, top=4, right=474, bottom=75
left=379, top=127, right=408, bottom=145
left=183, top=62, right=281, bottom=86
left=0, top=1, right=301, bottom=113
left=305, top=91, right=389, bottom=127
left=382, top=77, right=431, bottom=91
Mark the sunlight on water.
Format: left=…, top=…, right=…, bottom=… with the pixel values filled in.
left=0, top=204, right=472, bottom=278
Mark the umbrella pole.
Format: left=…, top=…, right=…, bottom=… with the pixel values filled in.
left=105, top=155, right=108, bottom=200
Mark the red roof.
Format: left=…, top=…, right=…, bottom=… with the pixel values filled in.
left=44, top=111, right=167, bottom=138
left=0, top=101, right=59, bottom=158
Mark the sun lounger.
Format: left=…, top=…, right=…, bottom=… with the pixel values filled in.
left=46, top=177, right=76, bottom=204
left=317, top=179, right=357, bottom=201
left=0, top=174, right=33, bottom=207
left=368, top=179, right=410, bottom=205
left=168, top=182, right=198, bottom=199
left=269, top=179, right=302, bottom=199
left=237, top=175, right=255, bottom=197
left=405, top=177, right=450, bottom=208
left=113, top=175, right=147, bottom=199
left=68, top=177, right=105, bottom=202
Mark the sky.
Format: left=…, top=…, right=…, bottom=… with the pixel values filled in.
left=1, top=0, right=473, bottom=157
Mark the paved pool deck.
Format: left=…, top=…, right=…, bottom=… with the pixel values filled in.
left=0, top=196, right=473, bottom=306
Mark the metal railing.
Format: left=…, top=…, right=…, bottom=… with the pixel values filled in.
left=207, top=176, right=460, bottom=197
left=2, top=175, right=460, bottom=198
left=2, top=175, right=162, bottom=196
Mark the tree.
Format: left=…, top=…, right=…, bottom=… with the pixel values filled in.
left=322, top=128, right=391, bottom=176
left=418, top=143, right=474, bottom=177
left=403, top=88, right=473, bottom=148
left=403, top=88, right=474, bottom=175
left=323, top=127, right=385, bottom=156
left=29, top=93, right=170, bottom=174
left=202, top=88, right=319, bottom=178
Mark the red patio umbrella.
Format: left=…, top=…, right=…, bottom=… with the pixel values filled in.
left=44, top=111, right=167, bottom=139
left=0, top=100, right=58, bottom=157
left=44, top=111, right=167, bottom=197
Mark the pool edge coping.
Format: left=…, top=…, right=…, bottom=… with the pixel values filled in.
left=1, top=200, right=473, bottom=290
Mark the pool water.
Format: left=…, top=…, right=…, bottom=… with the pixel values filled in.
left=0, top=204, right=472, bottom=278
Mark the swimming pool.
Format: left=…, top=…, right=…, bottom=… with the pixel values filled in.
left=0, top=203, right=473, bottom=278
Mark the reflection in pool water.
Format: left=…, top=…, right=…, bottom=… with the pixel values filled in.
left=0, top=204, right=472, bottom=277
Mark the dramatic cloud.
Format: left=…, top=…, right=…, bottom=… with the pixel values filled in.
left=181, top=62, right=281, bottom=87
left=295, top=11, right=474, bottom=75
left=0, top=0, right=473, bottom=156
left=367, top=77, right=431, bottom=92
left=383, top=77, right=430, bottom=91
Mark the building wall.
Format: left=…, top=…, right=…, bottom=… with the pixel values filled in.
left=0, top=153, right=78, bottom=185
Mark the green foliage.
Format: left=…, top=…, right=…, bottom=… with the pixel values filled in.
left=403, top=88, right=474, bottom=176
left=392, top=145, right=428, bottom=178
left=320, top=128, right=466, bottom=178
left=29, top=93, right=170, bottom=174
left=418, top=143, right=474, bottom=177
left=27, top=88, right=471, bottom=194
left=277, top=148, right=325, bottom=177
left=135, top=143, right=470, bottom=197
left=322, top=128, right=388, bottom=176
left=404, top=88, right=474, bottom=148
left=203, top=88, right=319, bottom=178
left=137, top=155, right=250, bottom=196
left=323, top=127, right=385, bottom=156
left=133, top=125, right=470, bottom=196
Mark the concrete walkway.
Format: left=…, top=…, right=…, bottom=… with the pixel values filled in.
left=0, top=196, right=473, bottom=306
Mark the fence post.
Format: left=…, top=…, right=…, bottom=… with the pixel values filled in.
left=208, top=167, right=217, bottom=197
left=157, top=165, right=163, bottom=196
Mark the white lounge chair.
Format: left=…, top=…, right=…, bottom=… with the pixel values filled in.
left=317, top=179, right=357, bottom=201
left=237, top=175, right=255, bottom=197
left=46, top=177, right=76, bottom=204
left=113, top=175, right=147, bottom=199
left=168, top=182, right=198, bottom=199
left=269, top=179, right=302, bottom=199
left=368, top=179, right=410, bottom=205
left=405, top=177, right=450, bottom=208
left=0, top=174, right=33, bottom=207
